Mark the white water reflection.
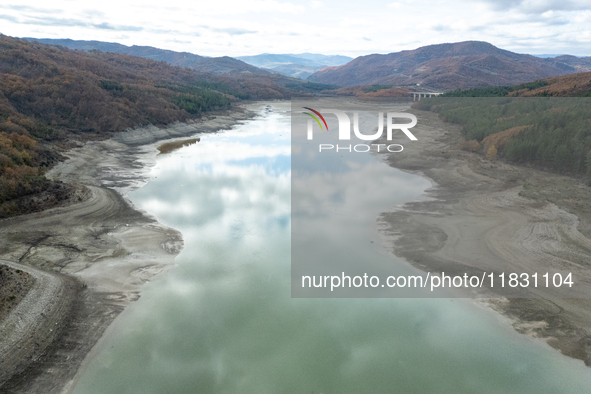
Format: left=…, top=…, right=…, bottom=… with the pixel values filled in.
left=291, top=102, right=436, bottom=297
left=72, top=102, right=591, bottom=394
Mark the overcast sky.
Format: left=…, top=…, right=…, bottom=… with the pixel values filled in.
left=1, top=0, right=590, bottom=57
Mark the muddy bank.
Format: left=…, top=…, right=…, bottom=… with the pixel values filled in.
left=0, top=259, right=80, bottom=390
left=376, top=109, right=591, bottom=366
left=0, top=264, right=36, bottom=323
left=0, top=107, right=255, bottom=393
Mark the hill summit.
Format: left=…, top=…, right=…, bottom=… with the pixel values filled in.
left=308, top=41, right=591, bottom=90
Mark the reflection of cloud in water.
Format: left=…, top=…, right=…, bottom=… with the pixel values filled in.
left=134, top=109, right=291, bottom=244
left=153, top=142, right=290, bottom=172
left=294, top=161, right=429, bottom=220
left=290, top=105, right=433, bottom=294
left=73, top=103, right=591, bottom=394
left=136, top=163, right=290, bottom=232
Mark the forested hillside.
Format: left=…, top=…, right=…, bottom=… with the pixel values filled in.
left=0, top=35, right=241, bottom=216
left=442, top=72, right=591, bottom=98
left=413, top=97, right=591, bottom=183
left=24, top=37, right=338, bottom=98
left=0, top=34, right=316, bottom=217
left=308, top=41, right=591, bottom=89
left=26, top=38, right=271, bottom=76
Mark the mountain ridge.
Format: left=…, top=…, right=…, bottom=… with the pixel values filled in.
left=21, top=37, right=341, bottom=98
left=24, top=38, right=270, bottom=76
left=308, top=41, right=591, bottom=90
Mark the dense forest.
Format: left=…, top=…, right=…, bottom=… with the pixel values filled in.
left=441, top=80, right=551, bottom=97
left=0, top=35, right=236, bottom=216
left=0, top=34, right=328, bottom=217
left=441, top=72, right=591, bottom=98
left=413, top=97, right=591, bottom=183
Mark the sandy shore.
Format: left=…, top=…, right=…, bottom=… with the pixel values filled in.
left=0, top=107, right=255, bottom=393
left=376, top=108, right=591, bottom=366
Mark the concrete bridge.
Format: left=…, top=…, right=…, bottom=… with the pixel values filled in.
left=410, top=92, right=443, bottom=101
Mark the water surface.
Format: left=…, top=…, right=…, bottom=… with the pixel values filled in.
left=72, top=102, right=591, bottom=394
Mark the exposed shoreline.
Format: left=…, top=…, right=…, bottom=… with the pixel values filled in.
left=3, top=100, right=591, bottom=393
left=0, top=105, right=256, bottom=393
left=376, top=108, right=591, bottom=366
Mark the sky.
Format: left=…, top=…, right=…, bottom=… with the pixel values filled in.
left=0, top=0, right=590, bottom=58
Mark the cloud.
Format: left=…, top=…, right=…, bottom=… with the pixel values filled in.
left=0, top=14, right=18, bottom=23
left=387, top=2, right=405, bottom=8
left=477, top=0, right=522, bottom=10
left=1, top=4, right=62, bottom=14
left=141, top=27, right=190, bottom=35
left=478, top=0, right=591, bottom=13
left=1, top=0, right=590, bottom=58
left=468, top=25, right=487, bottom=32
left=387, top=0, right=415, bottom=7
left=210, top=27, right=257, bottom=35
left=1, top=14, right=144, bottom=31
left=167, top=38, right=192, bottom=44
left=432, top=25, right=450, bottom=32
left=340, top=17, right=370, bottom=27
left=82, top=9, right=106, bottom=18
left=92, top=22, right=144, bottom=31
left=1, top=15, right=88, bottom=27
left=252, top=0, right=304, bottom=13
left=176, top=0, right=304, bottom=15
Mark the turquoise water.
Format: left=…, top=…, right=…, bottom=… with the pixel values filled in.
left=72, top=103, right=591, bottom=394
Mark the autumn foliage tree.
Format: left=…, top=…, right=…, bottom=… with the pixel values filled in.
left=0, top=33, right=338, bottom=217
left=0, top=131, right=50, bottom=214
left=0, top=34, right=237, bottom=217
left=486, top=145, right=498, bottom=161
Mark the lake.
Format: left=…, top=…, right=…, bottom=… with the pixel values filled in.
left=72, top=102, right=591, bottom=394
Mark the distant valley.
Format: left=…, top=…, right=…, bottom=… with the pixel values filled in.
left=24, top=39, right=353, bottom=80
left=235, top=53, right=353, bottom=78
left=23, top=37, right=337, bottom=97
left=24, top=38, right=591, bottom=92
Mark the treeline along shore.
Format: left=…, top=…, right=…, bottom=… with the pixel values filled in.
left=377, top=98, right=591, bottom=367
left=0, top=34, right=331, bottom=218
left=0, top=33, right=300, bottom=392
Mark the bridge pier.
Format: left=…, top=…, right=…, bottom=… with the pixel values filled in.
left=411, top=92, right=442, bottom=101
